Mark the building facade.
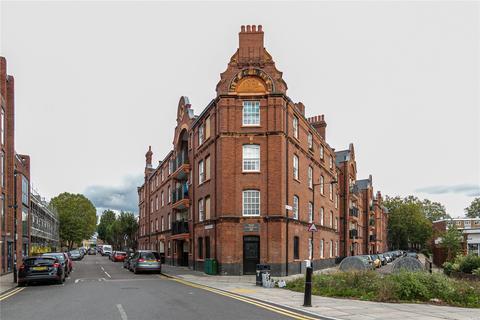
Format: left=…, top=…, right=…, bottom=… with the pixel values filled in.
left=137, top=26, right=387, bottom=275
left=30, top=191, right=59, bottom=254
left=0, top=57, right=31, bottom=275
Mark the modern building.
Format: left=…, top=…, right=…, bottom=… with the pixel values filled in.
left=0, top=57, right=31, bottom=275
left=432, top=218, right=480, bottom=265
left=137, top=26, right=387, bottom=276
left=30, top=190, right=59, bottom=254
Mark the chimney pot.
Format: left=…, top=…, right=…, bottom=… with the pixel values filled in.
left=241, top=25, right=245, bottom=32
left=247, top=25, right=251, bottom=32
left=258, top=25, right=263, bottom=32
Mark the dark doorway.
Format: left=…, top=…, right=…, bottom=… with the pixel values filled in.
left=178, top=240, right=188, bottom=267
left=243, top=236, right=260, bottom=275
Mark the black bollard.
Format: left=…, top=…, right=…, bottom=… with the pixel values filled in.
left=303, top=265, right=313, bottom=307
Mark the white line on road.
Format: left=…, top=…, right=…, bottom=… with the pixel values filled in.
left=116, top=304, right=128, bottom=320
left=101, top=266, right=105, bottom=271
left=104, top=271, right=112, bottom=278
left=75, top=279, right=80, bottom=284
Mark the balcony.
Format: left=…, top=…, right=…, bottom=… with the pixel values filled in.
left=172, top=149, right=190, bottom=180
left=172, top=220, right=189, bottom=235
left=349, top=229, right=358, bottom=239
left=349, top=207, right=359, bottom=218
left=171, top=184, right=190, bottom=209
left=369, top=235, right=376, bottom=242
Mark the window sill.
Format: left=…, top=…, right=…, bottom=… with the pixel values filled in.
left=242, top=214, right=261, bottom=217
left=242, top=171, right=261, bottom=174
left=241, top=124, right=261, bottom=128
left=294, top=178, right=300, bottom=183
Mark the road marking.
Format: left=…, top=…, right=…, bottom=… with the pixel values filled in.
left=0, top=287, right=25, bottom=301
left=101, top=266, right=105, bottom=271
left=116, top=304, right=128, bottom=320
left=104, top=271, right=112, bottom=278
left=167, top=277, right=324, bottom=320
left=75, top=279, right=80, bottom=283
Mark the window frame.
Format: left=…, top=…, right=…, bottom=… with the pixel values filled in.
left=242, top=144, right=260, bottom=172
left=293, top=155, right=299, bottom=180
left=293, top=116, right=299, bottom=139
left=242, top=101, right=260, bottom=126
left=293, top=195, right=299, bottom=220
left=242, top=190, right=261, bottom=216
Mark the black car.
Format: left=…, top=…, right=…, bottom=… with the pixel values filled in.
left=18, top=256, right=65, bottom=286
left=42, top=252, right=70, bottom=276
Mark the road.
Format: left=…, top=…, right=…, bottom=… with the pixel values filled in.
left=0, top=254, right=303, bottom=320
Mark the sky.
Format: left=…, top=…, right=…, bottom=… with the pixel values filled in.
left=0, top=1, right=479, bottom=217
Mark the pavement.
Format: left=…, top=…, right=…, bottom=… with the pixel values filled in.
left=161, top=264, right=480, bottom=320
left=0, top=254, right=318, bottom=320
left=0, top=272, right=16, bottom=295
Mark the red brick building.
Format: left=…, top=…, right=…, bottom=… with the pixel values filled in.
left=0, top=57, right=31, bottom=275
left=137, top=26, right=387, bottom=275
left=336, top=144, right=388, bottom=257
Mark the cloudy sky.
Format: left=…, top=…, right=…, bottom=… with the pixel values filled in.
left=1, top=1, right=478, bottom=216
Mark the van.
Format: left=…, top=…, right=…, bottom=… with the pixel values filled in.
left=102, top=245, right=112, bottom=256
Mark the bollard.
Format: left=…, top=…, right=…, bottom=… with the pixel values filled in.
left=303, top=260, right=312, bottom=307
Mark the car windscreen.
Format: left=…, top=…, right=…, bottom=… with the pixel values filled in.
left=71, top=250, right=80, bottom=255
left=43, top=254, right=65, bottom=262
left=140, top=252, right=159, bottom=260
left=25, top=257, right=56, bottom=266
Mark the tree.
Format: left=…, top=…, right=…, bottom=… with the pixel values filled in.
left=421, top=199, right=450, bottom=222
left=118, top=212, right=138, bottom=250
left=385, top=196, right=433, bottom=250
left=97, top=210, right=116, bottom=242
left=51, top=192, right=97, bottom=250
left=465, top=198, right=480, bottom=218
left=441, top=225, right=463, bottom=261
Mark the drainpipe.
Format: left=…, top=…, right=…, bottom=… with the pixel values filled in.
left=285, top=98, right=289, bottom=276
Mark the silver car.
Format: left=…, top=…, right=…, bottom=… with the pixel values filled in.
left=130, top=251, right=161, bottom=274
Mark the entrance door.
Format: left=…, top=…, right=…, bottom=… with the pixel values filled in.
left=243, top=236, right=260, bottom=275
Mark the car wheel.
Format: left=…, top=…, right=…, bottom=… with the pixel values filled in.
left=133, top=267, right=138, bottom=274
left=18, top=281, right=26, bottom=287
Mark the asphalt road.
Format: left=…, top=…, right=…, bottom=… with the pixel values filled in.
left=0, top=254, right=296, bottom=320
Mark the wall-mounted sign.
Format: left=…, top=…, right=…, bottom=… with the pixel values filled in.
left=205, top=225, right=214, bottom=230
left=243, top=223, right=260, bottom=232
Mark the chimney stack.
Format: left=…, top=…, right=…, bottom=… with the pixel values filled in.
left=307, top=115, right=327, bottom=140
left=238, top=25, right=264, bottom=64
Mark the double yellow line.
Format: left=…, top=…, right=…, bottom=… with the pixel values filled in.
left=0, top=287, right=25, bottom=301
left=165, top=276, right=321, bottom=320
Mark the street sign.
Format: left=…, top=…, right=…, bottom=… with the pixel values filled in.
left=285, top=205, right=293, bottom=211
left=307, top=224, right=317, bottom=232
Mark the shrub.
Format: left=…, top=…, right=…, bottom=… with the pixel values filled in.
left=443, top=261, right=454, bottom=275
left=458, top=255, right=480, bottom=274
left=286, top=271, right=480, bottom=308
left=473, top=268, right=480, bottom=276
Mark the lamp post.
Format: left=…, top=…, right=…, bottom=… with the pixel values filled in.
left=11, top=169, right=19, bottom=283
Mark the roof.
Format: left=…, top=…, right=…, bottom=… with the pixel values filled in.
left=335, top=150, right=350, bottom=164
left=355, top=179, right=371, bottom=190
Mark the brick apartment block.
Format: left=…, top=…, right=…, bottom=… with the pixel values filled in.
left=0, top=57, right=31, bottom=275
left=137, top=26, right=388, bottom=276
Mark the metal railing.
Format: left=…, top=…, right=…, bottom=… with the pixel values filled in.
left=172, top=184, right=188, bottom=203
left=349, top=207, right=359, bottom=217
left=172, top=220, right=189, bottom=235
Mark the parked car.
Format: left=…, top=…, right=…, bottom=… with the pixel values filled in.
left=383, top=253, right=392, bottom=263
left=69, top=250, right=83, bottom=261
left=123, top=253, right=134, bottom=269
left=109, top=251, right=117, bottom=261
left=369, top=254, right=382, bottom=268
left=112, top=251, right=127, bottom=262
left=406, top=251, right=418, bottom=259
left=129, top=251, right=161, bottom=274
left=88, top=248, right=96, bottom=255
left=359, top=255, right=375, bottom=270
left=378, top=254, right=387, bottom=266
left=42, top=252, right=72, bottom=276
left=102, top=245, right=112, bottom=257
left=18, top=256, right=65, bottom=286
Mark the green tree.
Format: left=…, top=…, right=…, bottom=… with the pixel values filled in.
left=465, top=198, right=480, bottom=218
left=441, top=225, right=463, bottom=261
left=118, top=212, right=138, bottom=250
left=97, top=210, right=116, bottom=242
left=421, top=199, right=450, bottom=222
left=385, top=196, right=433, bottom=250
left=51, top=192, right=97, bottom=250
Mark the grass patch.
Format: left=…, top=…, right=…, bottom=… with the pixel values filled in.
left=286, top=271, right=480, bottom=308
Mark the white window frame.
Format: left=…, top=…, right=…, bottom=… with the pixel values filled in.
left=320, top=175, right=324, bottom=194
left=242, top=101, right=260, bottom=126
left=161, top=191, right=164, bottom=206
left=242, top=190, right=260, bottom=216
left=308, top=202, right=313, bottom=223
left=198, top=160, right=205, bottom=184
left=320, top=145, right=324, bottom=160
left=243, top=145, right=260, bottom=172
left=168, top=186, right=171, bottom=203
left=320, top=239, right=324, bottom=258
left=329, top=156, right=333, bottom=169
left=329, top=240, right=333, bottom=258
left=199, top=198, right=204, bottom=222
left=293, top=155, right=299, bottom=180
left=335, top=240, right=339, bottom=257
left=320, top=207, right=324, bottom=225
left=329, top=183, right=333, bottom=201
left=308, top=166, right=313, bottom=188
left=293, top=195, right=299, bottom=220
left=198, top=125, right=204, bottom=145
left=308, top=132, right=313, bottom=149
left=293, top=116, right=299, bottom=139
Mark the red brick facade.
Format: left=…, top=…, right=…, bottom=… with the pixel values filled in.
left=0, top=57, right=31, bottom=275
left=137, top=26, right=388, bottom=275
